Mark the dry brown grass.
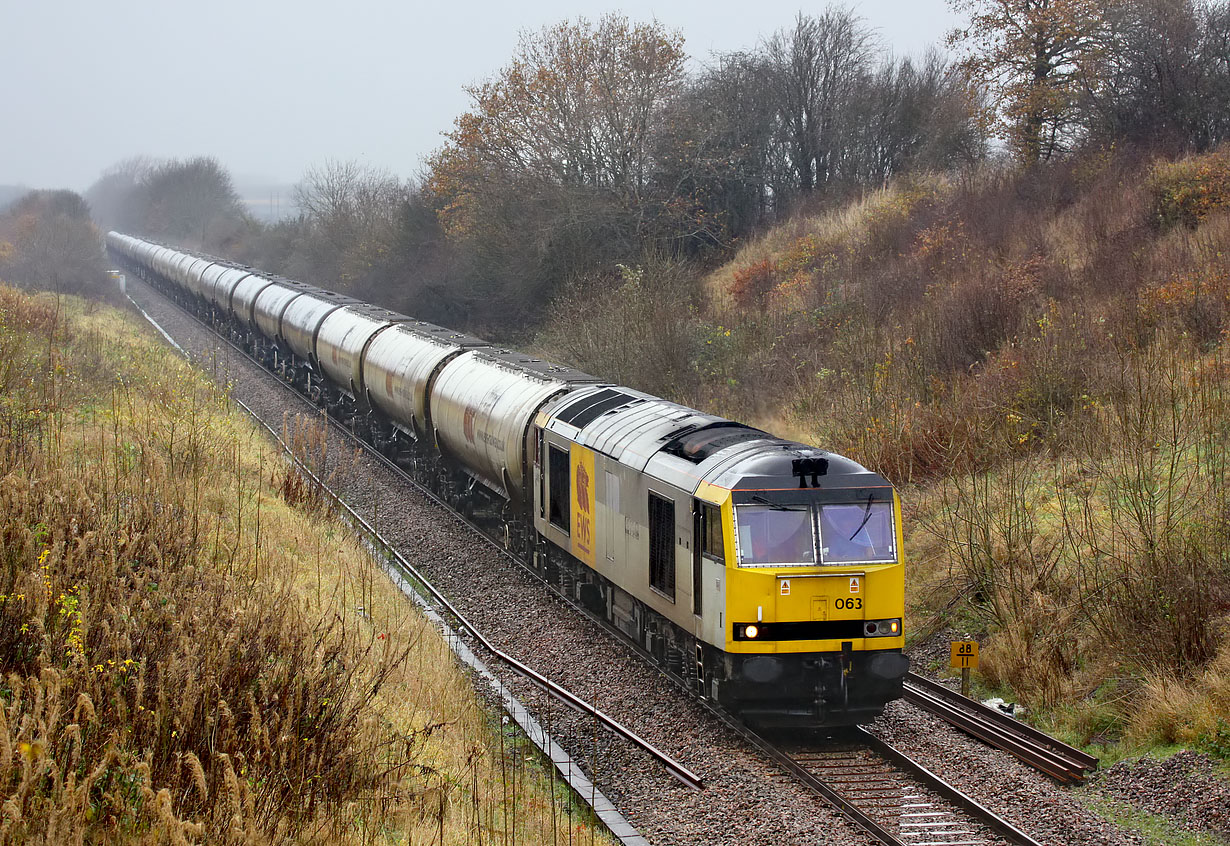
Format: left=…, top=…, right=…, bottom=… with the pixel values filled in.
left=1127, top=642, right=1230, bottom=749
left=0, top=284, right=615, bottom=844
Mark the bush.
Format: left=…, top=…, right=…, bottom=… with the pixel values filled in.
left=1147, top=148, right=1230, bottom=230
left=728, top=258, right=778, bottom=308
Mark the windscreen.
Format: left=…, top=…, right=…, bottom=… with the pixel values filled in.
left=735, top=498, right=898, bottom=567
left=735, top=505, right=815, bottom=567
left=819, top=500, right=896, bottom=563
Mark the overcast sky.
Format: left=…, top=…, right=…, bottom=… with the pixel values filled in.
left=2, top=0, right=958, bottom=193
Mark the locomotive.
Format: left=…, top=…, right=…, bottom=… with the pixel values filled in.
left=106, top=231, right=909, bottom=727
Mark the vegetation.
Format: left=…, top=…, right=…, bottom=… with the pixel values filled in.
left=0, top=284, right=612, bottom=843
left=0, top=190, right=106, bottom=298
left=86, top=157, right=243, bottom=250
left=609, top=147, right=1230, bottom=758
left=58, top=0, right=1230, bottom=786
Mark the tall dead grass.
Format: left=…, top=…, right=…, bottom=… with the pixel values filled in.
left=0, top=285, right=613, bottom=844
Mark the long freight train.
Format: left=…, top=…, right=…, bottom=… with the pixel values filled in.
left=106, top=231, right=909, bottom=727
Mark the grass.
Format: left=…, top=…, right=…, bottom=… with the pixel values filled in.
left=0, top=283, right=615, bottom=844
left=533, top=145, right=1230, bottom=772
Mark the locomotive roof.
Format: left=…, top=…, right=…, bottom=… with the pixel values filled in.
left=544, top=384, right=885, bottom=496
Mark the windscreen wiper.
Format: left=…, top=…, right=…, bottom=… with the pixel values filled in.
left=751, top=495, right=791, bottom=511
left=848, top=493, right=875, bottom=541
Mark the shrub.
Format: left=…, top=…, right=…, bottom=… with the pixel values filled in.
left=1138, top=266, right=1230, bottom=346
left=1147, top=148, right=1230, bottom=230
left=728, top=258, right=778, bottom=308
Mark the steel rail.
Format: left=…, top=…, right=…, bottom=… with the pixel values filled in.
left=904, top=672, right=1098, bottom=784
left=124, top=278, right=705, bottom=792
left=704, top=711, right=906, bottom=845
left=702, top=695, right=1045, bottom=846
left=855, top=727, right=1046, bottom=846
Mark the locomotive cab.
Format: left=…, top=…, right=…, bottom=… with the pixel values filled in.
left=708, top=452, right=909, bottom=726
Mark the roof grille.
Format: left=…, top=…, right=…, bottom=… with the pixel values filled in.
left=556, top=389, right=637, bottom=428
left=661, top=422, right=766, bottom=464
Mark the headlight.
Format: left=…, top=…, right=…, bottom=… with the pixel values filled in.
left=864, top=618, right=902, bottom=637
left=744, top=624, right=760, bottom=639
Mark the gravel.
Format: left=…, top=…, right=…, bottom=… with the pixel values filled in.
left=1091, top=751, right=1230, bottom=842
left=122, top=277, right=1220, bottom=846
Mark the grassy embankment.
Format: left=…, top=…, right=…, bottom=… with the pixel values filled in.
left=538, top=147, right=1230, bottom=763
left=0, top=285, right=612, bottom=844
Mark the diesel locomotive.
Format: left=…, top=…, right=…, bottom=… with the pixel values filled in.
left=106, top=231, right=909, bottom=727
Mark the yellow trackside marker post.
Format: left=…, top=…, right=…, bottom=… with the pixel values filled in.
left=950, top=640, right=979, bottom=697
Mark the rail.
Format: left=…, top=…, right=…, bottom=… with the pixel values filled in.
left=124, top=280, right=705, bottom=796
left=903, top=672, right=1098, bottom=784
left=699, top=700, right=1043, bottom=846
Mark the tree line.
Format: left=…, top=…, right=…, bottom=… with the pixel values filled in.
left=14, top=1, right=1230, bottom=325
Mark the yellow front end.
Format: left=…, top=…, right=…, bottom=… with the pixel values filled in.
left=712, top=491, right=908, bottom=725
left=722, top=493, right=905, bottom=651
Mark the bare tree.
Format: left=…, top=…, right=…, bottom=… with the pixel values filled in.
left=290, top=160, right=408, bottom=291
left=658, top=52, right=780, bottom=239
left=84, top=156, right=157, bottom=234
left=116, top=157, right=244, bottom=248
left=762, top=9, right=876, bottom=203
left=294, top=160, right=405, bottom=243
left=1089, top=0, right=1230, bottom=151
left=844, top=49, right=985, bottom=186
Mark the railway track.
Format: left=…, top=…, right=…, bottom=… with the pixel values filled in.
left=127, top=276, right=1058, bottom=846
left=904, top=672, right=1098, bottom=784
left=123, top=281, right=701, bottom=844
left=722, top=717, right=1044, bottom=846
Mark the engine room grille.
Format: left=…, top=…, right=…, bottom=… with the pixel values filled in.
left=648, top=492, right=676, bottom=600
left=555, top=389, right=638, bottom=429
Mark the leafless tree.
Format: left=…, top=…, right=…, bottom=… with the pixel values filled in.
left=763, top=9, right=876, bottom=205
left=843, top=50, right=986, bottom=187
left=1088, top=0, right=1230, bottom=151
left=84, top=156, right=157, bottom=234
left=99, top=156, right=245, bottom=249
left=294, top=160, right=405, bottom=244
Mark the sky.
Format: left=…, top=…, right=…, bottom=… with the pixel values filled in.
left=1, top=0, right=959, bottom=194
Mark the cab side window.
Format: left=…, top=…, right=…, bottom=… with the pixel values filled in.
left=701, top=503, right=724, bottom=563
left=548, top=444, right=570, bottom=532
left=694, top=502, right=723, bottom=616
